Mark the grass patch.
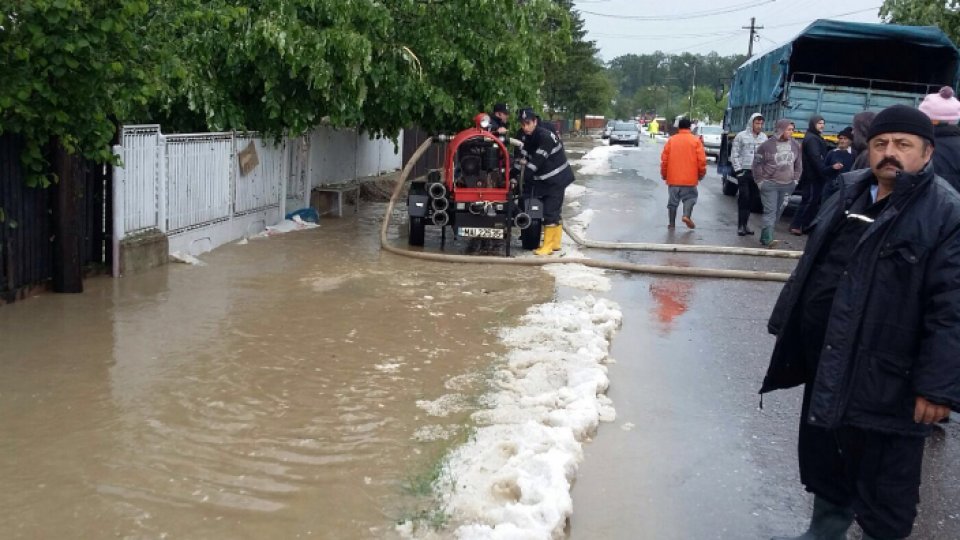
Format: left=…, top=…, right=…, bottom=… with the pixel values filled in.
left=395, top=424, right=477, bottom=533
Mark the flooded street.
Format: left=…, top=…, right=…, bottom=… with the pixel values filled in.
left=0, top=209, right=554, bottom=538
left=3, top=136, right=958, bottom=539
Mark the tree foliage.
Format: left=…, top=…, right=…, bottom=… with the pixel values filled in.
left=606, top=51, right=744, bottom=121
left=1, top=0, right=153, bottom=186
left=881, top=1, right=960, bottom=45
left=2, top=0, right=570, bottom=184
left=541, top=1, right=612, bottom=119
left=142, top=0, right=569, bottom=137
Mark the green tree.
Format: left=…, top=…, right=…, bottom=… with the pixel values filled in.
left=881, top=1, right=960, bottom=44
left=690, top=86, right=727, bottom=124
left=1, top=0, right=153, bottom=186
left=141, top=0, right=568, bottom=137
left=2, top=0, right=568, bottom=184
left=542, top=1, right=612, bottom=119
left=608, top=51, right=743, bottom=122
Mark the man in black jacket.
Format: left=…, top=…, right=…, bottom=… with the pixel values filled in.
left=762, top=105, right=960, bottom=540
left=516, top=107, right=574, bottom=255
left=790, top=115, right=828, bottom=234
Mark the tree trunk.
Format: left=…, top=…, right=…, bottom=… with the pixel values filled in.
left=51, top=137, right=83, bottom=293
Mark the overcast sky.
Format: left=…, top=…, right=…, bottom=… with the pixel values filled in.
left=574, top=0, right=885, bottom=60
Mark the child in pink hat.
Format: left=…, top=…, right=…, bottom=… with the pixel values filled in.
left=920, top=87, right=960, bottom=191
left=919, top=86, right=960, bottom=124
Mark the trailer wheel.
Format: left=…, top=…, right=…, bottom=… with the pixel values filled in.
left=408, top=216, right=425, bottom=246
left=722, top=176, right=738, bottom=196
left=520, top=219, right=542, bottom=250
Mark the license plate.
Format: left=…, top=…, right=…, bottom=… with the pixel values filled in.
left=459, top=227, right=504, bottom=239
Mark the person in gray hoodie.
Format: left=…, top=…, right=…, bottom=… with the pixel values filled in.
left=730, top=112, right=768, bottom=235
left=752, top=119, right=802, bottom=248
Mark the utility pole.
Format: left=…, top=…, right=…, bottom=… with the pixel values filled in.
left=743, top=17, right=763, bottom=58
left=689, top=63, right=696, bottom=117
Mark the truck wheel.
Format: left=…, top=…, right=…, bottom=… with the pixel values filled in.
left=520, top=219, right=542, bottom=250
left=722, top=177, right=738, bottom=196
left=408, top=216, right=425, bottom=246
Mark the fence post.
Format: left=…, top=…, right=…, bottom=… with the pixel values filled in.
left=279, top=137, right=289, bottom=217
left=157, top=133, right=167, bottom=233
left=229, top=131, right=237, bottom=220
left=112, top=145, right=125, bottom=277
left=51, top=137, right=83, bottom=293
left=354, top=128, right=360, bottom=183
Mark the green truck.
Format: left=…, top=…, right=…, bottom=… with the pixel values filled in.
left=718, top=19, right=960, bottom=196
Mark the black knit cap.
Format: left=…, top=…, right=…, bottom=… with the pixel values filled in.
left=867, top=104, right=934, bottom=144
left=493, top=103, right=509, bottom=114
left=837, top=126, right=854, bottom=140
left=518, top=107, right=536, bottom=122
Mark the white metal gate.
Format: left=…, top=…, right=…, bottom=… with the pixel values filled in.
left=118, top=126, right=162, bottom=234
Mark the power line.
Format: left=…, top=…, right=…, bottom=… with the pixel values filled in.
left=580, top=0, right=777, bottom=21
left=763, top=6, right=882, bottom=30
left=589, top=6, right=880, bottom=54
left=663, top=33, right=748, bottom=55
left=592, top=30, right=743, bottom=40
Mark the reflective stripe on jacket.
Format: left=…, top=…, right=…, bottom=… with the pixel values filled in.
left=521, top=126, right=574, bottom=186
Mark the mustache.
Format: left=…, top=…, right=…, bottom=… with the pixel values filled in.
left=876, top=157, right=904, bottom=170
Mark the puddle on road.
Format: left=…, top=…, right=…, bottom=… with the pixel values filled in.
left=0, top=207, right=553, bottom=539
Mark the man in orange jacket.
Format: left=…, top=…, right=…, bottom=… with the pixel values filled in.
left=660, top=117, right=707, bottom=228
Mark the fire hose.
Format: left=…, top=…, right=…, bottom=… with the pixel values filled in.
left=379, top=137, right=797, bottom=282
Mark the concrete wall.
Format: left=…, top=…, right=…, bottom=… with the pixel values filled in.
left=308, top=127, right=403, bottom=187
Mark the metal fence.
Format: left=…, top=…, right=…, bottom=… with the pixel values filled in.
left=165, top=133, right=234, bottom=232
left=235, top=135, right=286, bottom=215
left=115, top=126, right=287, bottom=236
left=113, top=125, right=400, bottom=272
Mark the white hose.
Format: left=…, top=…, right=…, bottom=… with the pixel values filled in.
left=379, top=138, right=794, bottom=282
left=562, top=226, right=802, bottom=259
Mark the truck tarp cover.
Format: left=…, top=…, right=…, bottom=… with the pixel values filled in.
left=729, top=20, right=960, bottom=108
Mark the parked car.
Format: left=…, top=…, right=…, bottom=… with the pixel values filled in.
left=609, top=122, right=640, bottom=146
left=693, top=124, right=723, bottom=157
left=602, top=120, right=615, bottom=139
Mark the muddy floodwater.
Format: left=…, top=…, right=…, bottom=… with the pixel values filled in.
left=0, top=207, right=553, bottom=538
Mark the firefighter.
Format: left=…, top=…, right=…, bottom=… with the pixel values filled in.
left=488, top=103, right=510, bottom=135
left=516, top=107, right=574, bottom=255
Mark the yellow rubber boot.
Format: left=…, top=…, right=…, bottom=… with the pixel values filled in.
left=552, top=224, right=563, bottom=251
left=534, top=225, right=558, bottom=256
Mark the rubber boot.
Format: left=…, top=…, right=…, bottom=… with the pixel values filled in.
left=534, top=225, right=558, bottom=256
left=682, top=200, right=695, bottom=229
left=771, top=496, right=854, bottom=540
left=552, top=224, right=563, bottom=252
left=760, top=226, right=778, bottom=248
left=668, top=207, right=677, bottom=228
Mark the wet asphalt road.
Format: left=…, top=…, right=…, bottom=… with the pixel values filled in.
left=565, top=138, right=959, bottom=540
